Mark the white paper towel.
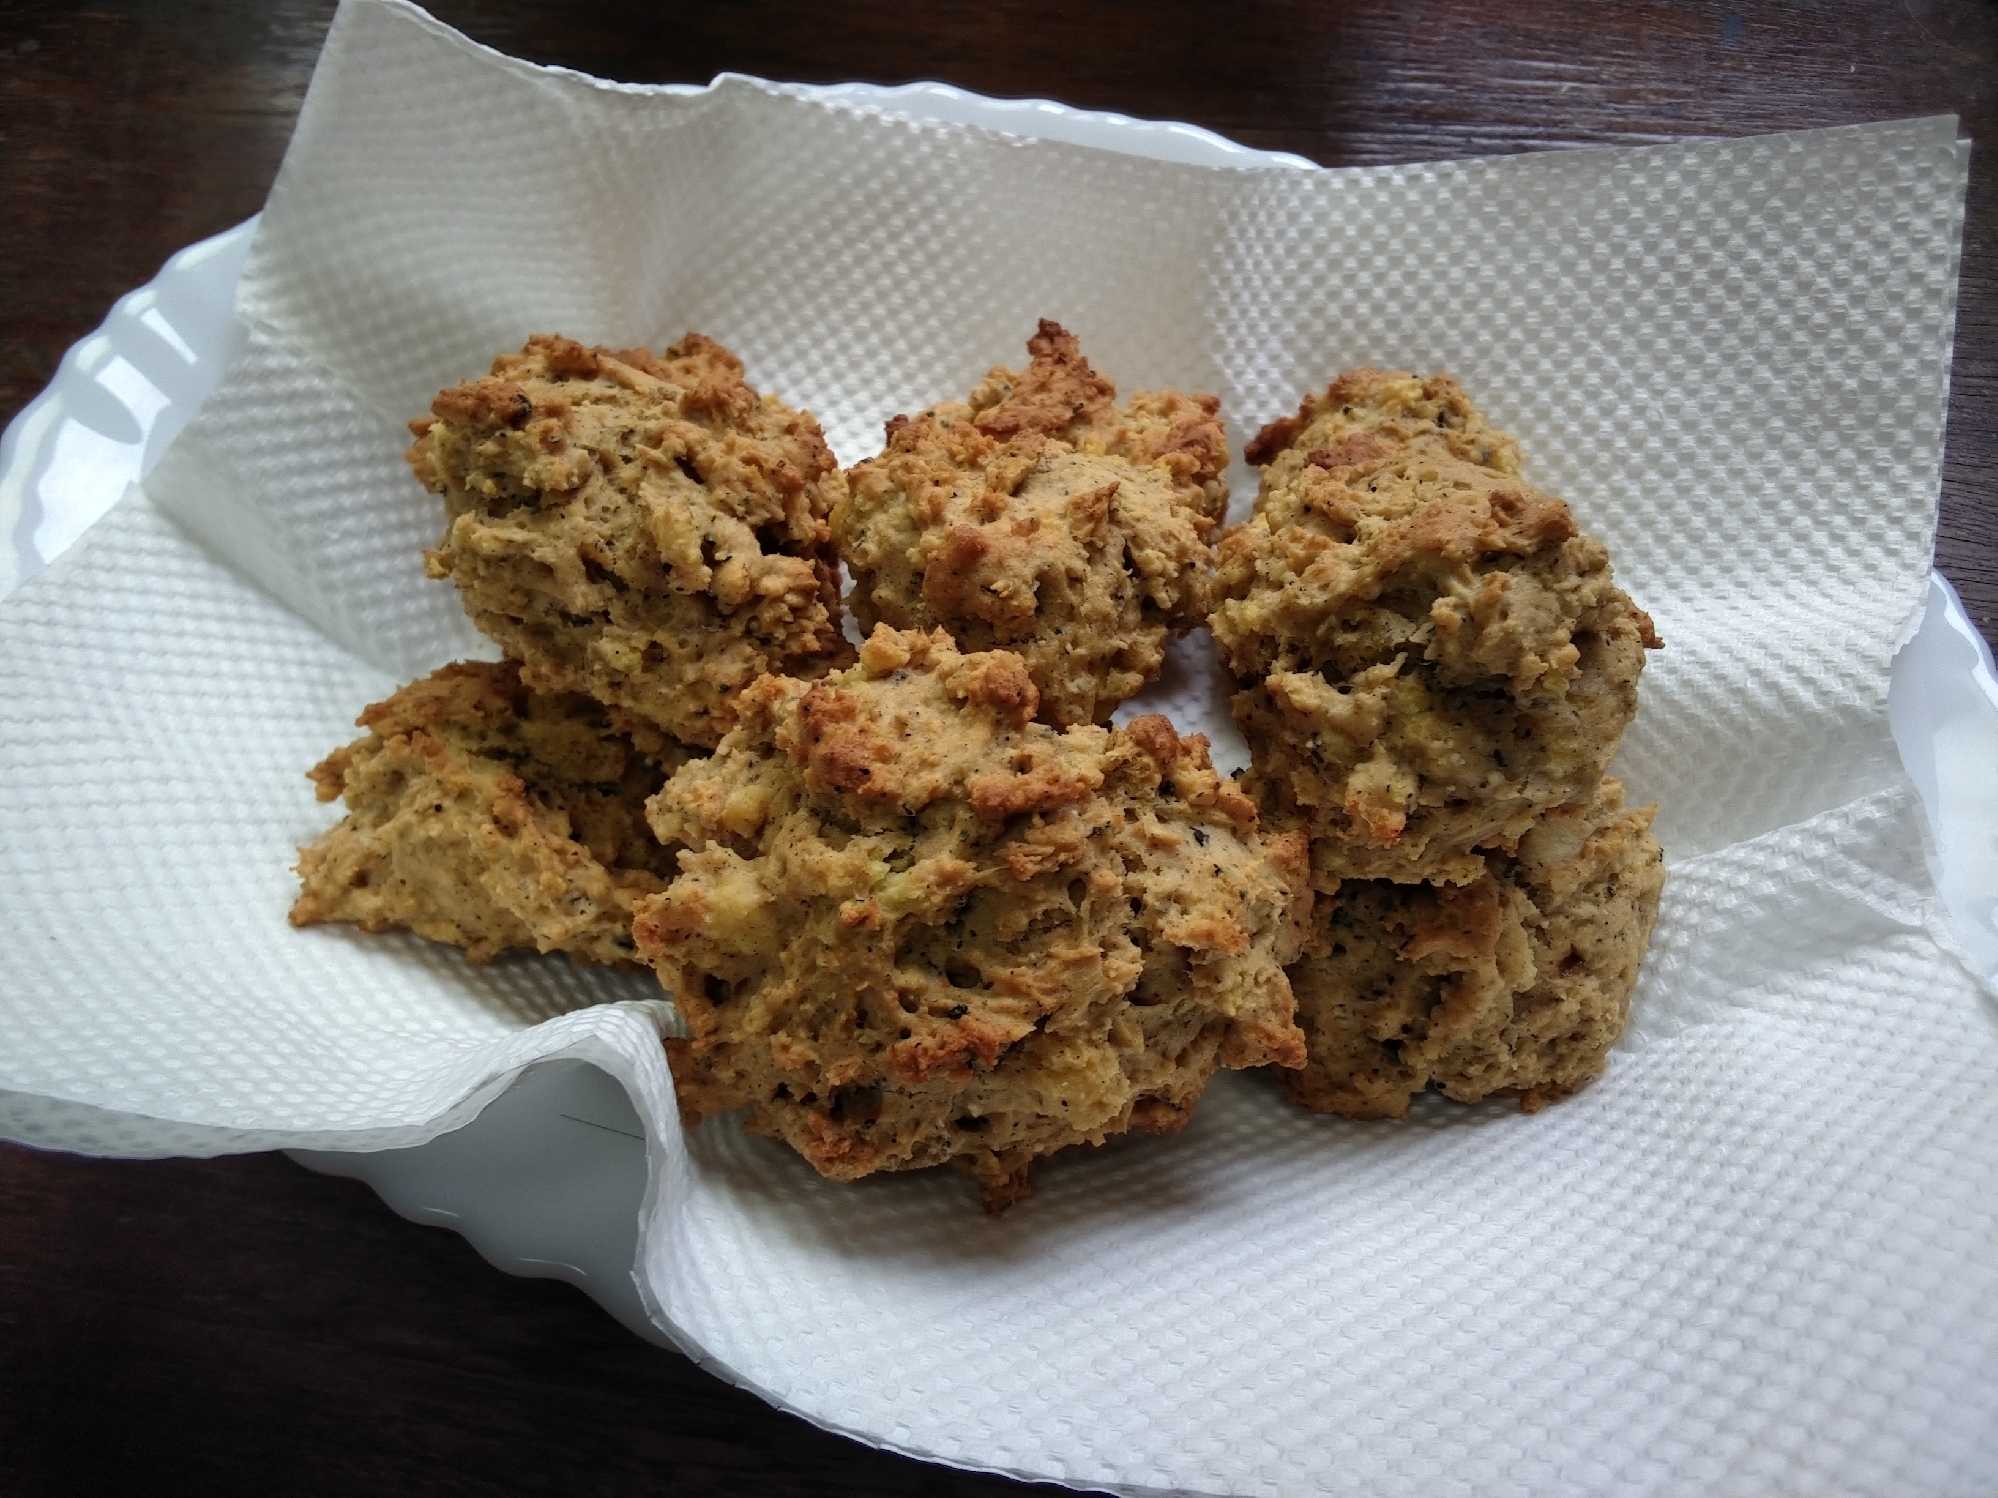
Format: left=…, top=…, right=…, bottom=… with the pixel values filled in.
left=1, top=2, right=1991, bottom=1493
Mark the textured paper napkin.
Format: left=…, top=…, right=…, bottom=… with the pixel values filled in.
left=2, top=2, right=1992, bottom=1493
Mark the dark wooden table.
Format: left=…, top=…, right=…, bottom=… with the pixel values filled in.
left=4, top=4, right=1993, bottom=1494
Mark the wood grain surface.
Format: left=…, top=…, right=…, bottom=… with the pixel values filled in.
left=3, top=3, right=1993, bottom=1495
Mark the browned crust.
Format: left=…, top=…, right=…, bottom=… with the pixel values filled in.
left=291, top=660, right=696, bottom=965
left=834, top=321, right=1228, bottom=728
left=969, top=318, right=1117, bottom=440
left=1211, top=371, right=1660, bottom=886
left=1244, top=368, right=1520, bottom=474
left=632, top=625, right=1312, bottom=1211
left=409, top=332, right=851, bottom=749
left=1279, top=779, right=1666, bottom=1118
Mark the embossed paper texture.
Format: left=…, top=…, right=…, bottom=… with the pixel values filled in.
left=1, top=2, right=1990, bottom=1494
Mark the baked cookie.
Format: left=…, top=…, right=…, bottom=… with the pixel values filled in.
left=1242, top=367, right=1522, bottom=478
left=292, top=660, right=694, bottom=965
left=410, top=333, right=849, bottom=749
left=633, top=625, right=1311, bottom=1211
left=1212, top=377, right=1660, bottom=886
left=1279, top=778, right=1665, bottom=1118
left=835, top=320, right=1228, bottom=728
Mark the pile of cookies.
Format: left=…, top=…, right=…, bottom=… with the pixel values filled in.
left=1211, top=372, right=1665, bottom=1117
left=292, top=324, right=1663, bottom=1209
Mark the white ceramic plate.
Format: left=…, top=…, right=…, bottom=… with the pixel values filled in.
left=4, top=81, right=1993, bottom=1361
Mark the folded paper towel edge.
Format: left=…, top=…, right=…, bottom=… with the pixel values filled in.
left=0, top=996, right=684, bottom=1158
left=0, top=1077, right=516, bottom=1160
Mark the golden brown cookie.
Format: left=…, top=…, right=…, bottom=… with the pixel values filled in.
left=632, top=625, right=1311, bottom=1211
left=1211, top=375, right=1661, bottom=886
left=1279, top=778, right=1665, bottom=1118
left=835, top=320, right=1228, bottom=729
left=1242, top=367, right=1522, bottom=477
left=291, top=660, right=695, bottom=965
left=410, top=333, right=849, bottom=749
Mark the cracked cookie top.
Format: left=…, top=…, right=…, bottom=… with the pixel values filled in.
left=410, top=333, right=849, bottom=748
left=1213, top=375, right=1660, bottom=886
left=633, top=625, right=1311, bottom=1211
left=835, top=321, right=1228, bottom=728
